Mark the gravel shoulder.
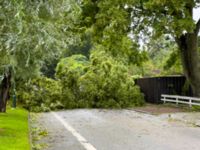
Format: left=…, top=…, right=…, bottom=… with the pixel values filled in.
left=133, top=103, right=187, bottom=114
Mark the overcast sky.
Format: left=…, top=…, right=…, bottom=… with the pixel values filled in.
left=194, top=8, right=200, bottom=22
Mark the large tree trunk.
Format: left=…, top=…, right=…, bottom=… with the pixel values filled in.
left=0, top=71, right=11, bottom=113
left=176, top=33, right=200, bottom=97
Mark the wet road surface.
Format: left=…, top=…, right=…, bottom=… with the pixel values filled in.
left=36, top=109, right=200, bottom=150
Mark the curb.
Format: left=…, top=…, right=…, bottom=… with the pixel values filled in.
left=28, top=113, right=32, bottom=150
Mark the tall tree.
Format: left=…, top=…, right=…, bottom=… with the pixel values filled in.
left=78, top=0, right=200, bottom=96
left=0, top=0, right=78, bottom=112
left=130, top=0, right=200, bottom=96
left=78, top=0, right=147, bottom=65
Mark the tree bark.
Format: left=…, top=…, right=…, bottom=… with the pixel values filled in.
left=0, top=71, right=11, bottom=113
left=176, top=33, right=200, bottom=97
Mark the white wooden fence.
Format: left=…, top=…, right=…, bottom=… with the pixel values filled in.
left=161, top=94, right=200, bottom=107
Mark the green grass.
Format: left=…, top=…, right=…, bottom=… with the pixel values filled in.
left=0, top=107, right=30, bottom=150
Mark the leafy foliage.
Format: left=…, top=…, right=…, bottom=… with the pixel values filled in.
left=55, top=52, right=144, bottom=109
left=143, top=36, right=183, bottom=76
left=78, top=51, right=144, bottom=108
left=56, top=55, right=89, bottom=108
left=0, top=0, right=84, bottom=111
left=11, top=0, right=146, bottom=111
left=78, top=0, right=147, bottom=65
left=17, top=77, right=62, bottom=112
left=129, top=0, right=199, bottom=39
left=56, top=55, right=89, bottom=79
left=0, top=0, right=82, bottom=80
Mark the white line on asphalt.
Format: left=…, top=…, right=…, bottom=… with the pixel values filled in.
left=51, top=112, right=97, bottom=150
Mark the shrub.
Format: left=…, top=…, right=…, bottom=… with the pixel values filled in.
left=17, top=77, right=62, bottom=112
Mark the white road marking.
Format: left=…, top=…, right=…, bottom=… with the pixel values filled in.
left=51, top=112, right=97, bottom=150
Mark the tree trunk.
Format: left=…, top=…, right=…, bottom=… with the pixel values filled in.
left=0, top=71, right=11, bottom=113
left=176, top=33, right=200, bottom=97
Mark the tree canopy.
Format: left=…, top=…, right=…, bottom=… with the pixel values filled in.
left=77, top=0, right=200, bottom=96
left=0, top=0, right=80, bottom=79
left=0, top=0, right=80, bottom=112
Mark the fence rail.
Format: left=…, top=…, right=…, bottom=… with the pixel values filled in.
left=161, top=94, right=200, bottom=107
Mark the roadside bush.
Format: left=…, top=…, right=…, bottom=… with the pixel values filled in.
left=17, top=77, right=62, bottom=112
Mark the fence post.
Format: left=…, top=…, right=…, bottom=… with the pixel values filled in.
left=189, top=99, right=192, bottom=108
left=163, top=96, right=166, bottom=104
left=176, top=97, right=178, bottom=105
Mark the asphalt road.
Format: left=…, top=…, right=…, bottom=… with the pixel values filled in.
left=36, top=109, right=200, bottom=150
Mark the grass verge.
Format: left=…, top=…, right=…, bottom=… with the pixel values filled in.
left=0, top=107, right=30, bottom=150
